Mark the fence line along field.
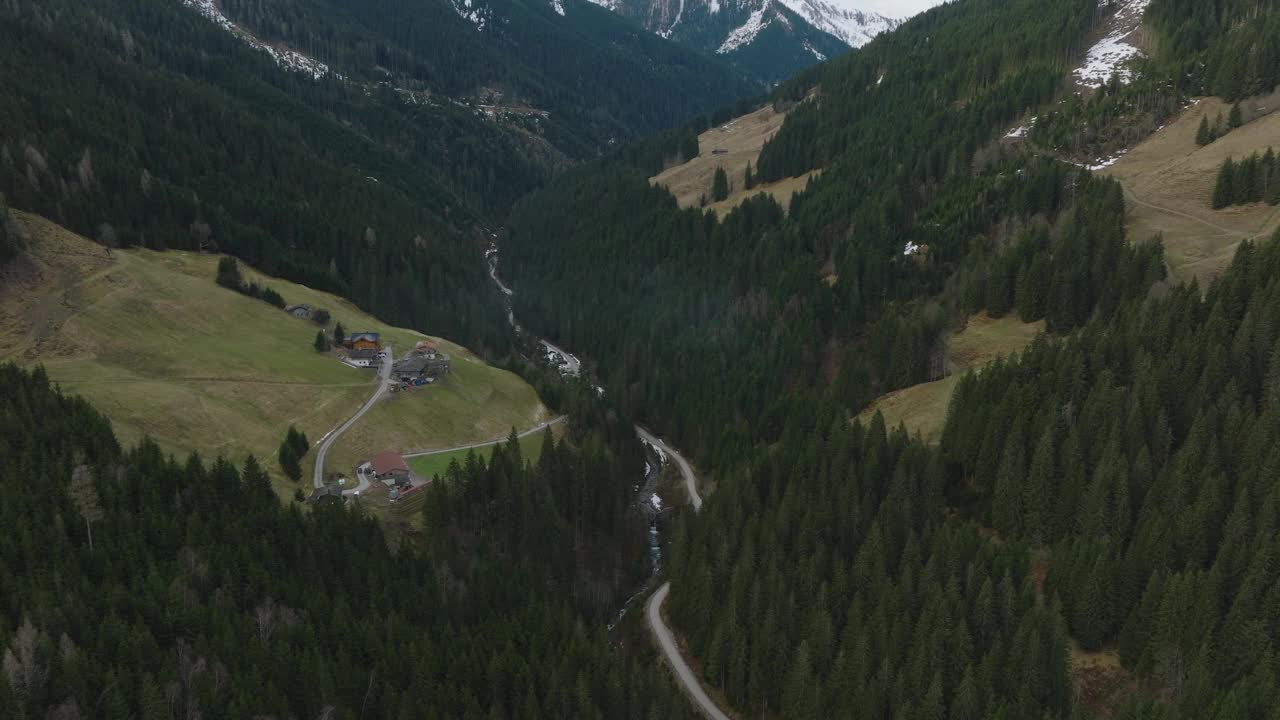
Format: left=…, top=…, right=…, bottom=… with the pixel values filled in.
left=0, top=210, right=545, bottom=496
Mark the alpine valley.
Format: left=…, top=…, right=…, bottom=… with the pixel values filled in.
left=6, top=0, right=1280, bottom=718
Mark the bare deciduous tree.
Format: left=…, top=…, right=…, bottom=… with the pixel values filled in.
left=77, top=148, right=94, bottom=189
left=2, top=618, right=49, bottom=705
left=47, top=699, right=81, bottom=720
left=68, top=465, right=103, bottom=551
left=190, top=221, right=213, bottom=253
left=254, top=598, right=278, bottom=647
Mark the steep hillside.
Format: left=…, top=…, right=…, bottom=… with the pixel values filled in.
left=502, top=0, right=1280, bottom=714
left=1103, top=96, right=1280, bottom=287
left=507, top=0, right=1109, bottom=465
left=207, top=0, right=760, bottom=148
left=0, top=211, right=545, bottom=495
left=856, top=313, right=1043, bottom=443
left=0, top=0, right=755, bottom=359
left=0, top=362, right=685, bottom=719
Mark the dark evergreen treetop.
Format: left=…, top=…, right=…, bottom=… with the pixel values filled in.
left=0, top=362, right=688, bottom=719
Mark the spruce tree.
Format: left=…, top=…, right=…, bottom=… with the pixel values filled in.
left=712, top=167, right=729, bottom=202
left=314, top=329, right=329, bottom=352
left=1196, top=115, right=1212, bottom=146
left=1023, top=427, right=1055, bottom=545
left=680, top=131, right=699, bottom=162
left=279, top=440, right=301, bottom=481
left=334, top=322, right=346, bottom=346
left=1213, top=158, right=1235, bottom=209
left=1262, top=148, right=1277, bottom=204
left=216, top=256, right=242, bottom=289
left=1228, top=102, right=1243, bottom=129
left=287, top=424, right=310, bottom=458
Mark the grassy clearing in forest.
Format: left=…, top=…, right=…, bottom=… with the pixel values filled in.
left=1103, top=96, right=1280, bottom=288
left=0, top=211, right=545, bottom=498
left=857, top=314, right=1043, bottom=443
left=650, top=105, right=818, bottom=216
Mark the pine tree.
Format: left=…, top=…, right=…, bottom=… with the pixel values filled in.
left=334, top=322, right=346, bottom=346
left=991, top=429, right=1026, bottom=537
left=744, top=163, right=756, bottom=191
left=712, top=167, right=729, bottom=202
left=1023, top=427, right=1055, bottom=545
left=287, top=425, right=310, bottom=458
left=279, top=441, right=301, bottom=481
left=781, top=641, right=817, bottom=719
left=1196, top=115, right=1213, bottom=146
left=139, top=673, right=167, bottom=720
left=314, top=329, right=329, bottom=352
left=1228, top=102, right=1243, bottom=129
left=986, top=265, right=1012, bottom=318
left=680, top=131, right=700, bottom=162
left=216, top=256, right=242, bottom=290
left=1214, top=158, right=1236, bottom=209
left=1263, top=148, right=1277, bottom=204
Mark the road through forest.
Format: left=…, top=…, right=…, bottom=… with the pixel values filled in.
left=487, top=243, right=727, bottom=718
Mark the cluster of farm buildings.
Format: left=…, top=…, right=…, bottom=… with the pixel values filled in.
left=340, top=333, right=452, bottom=383
left=331, top=335, right=452, bottom=502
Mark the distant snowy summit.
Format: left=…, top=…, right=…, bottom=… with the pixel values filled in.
left=774, top=0, right=899, bottom=48
left=584, top=0, right=907, bottom=83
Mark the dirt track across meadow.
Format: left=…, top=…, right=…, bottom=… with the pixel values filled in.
left=1102, top=97, right=1280, bottom=287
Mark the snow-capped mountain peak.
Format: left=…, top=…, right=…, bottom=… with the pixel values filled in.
left=586, top=0, right=938, bottom=83
left=774, top=0, right=898, bottom=47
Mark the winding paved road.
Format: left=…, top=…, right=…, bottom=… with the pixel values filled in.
left=637, top=429, right=728, bottom=718
left=647, top=583, right=731, bottom=720
left=312, top=345, right=393, bottom=491
left=540, top=339, right=581, bottom=376
left=636, top=426, right=701, bottom=510
left=487, top=240, right=723, bottom=717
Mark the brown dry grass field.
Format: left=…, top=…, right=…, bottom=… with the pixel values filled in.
left=705, top=170, right=821, bottom=218
left=1103, top=96, right=1280, bottom=288
left=650, top=104, right=818, bottom=217
left=0, top=211, right=546, bottom=497
left=856, top=314, right=1044, bottom=443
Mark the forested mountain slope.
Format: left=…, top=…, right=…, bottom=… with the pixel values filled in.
left=0, top=0, right=752, bottom=355
left=506, top=0, right=1109, bottom=466
left=666, top=228, right=1280, bottom=719
left=0, top=362, right=690, bottom=718
left=505, top=0, right=1280, bottom=716
left=209, top=0, right=760, bottom=150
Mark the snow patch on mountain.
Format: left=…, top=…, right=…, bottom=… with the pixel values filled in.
left=658, top=0, right=687, bottom=37
left=718, top=7, right=770, bottom=53
left=803, top=41, right=826, bottom=61
left=453, top=0, right=491, bottom=29
left=551, top=0, right=566, bottom=15
left=775, top=0, right=898, bottom=47
left=1073, top=0, right=1150, bottom=88
left=180, top=0, right=336, bottom=78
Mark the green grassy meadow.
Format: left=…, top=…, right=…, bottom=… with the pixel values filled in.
left=2, top=212, right=545, bottom=498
